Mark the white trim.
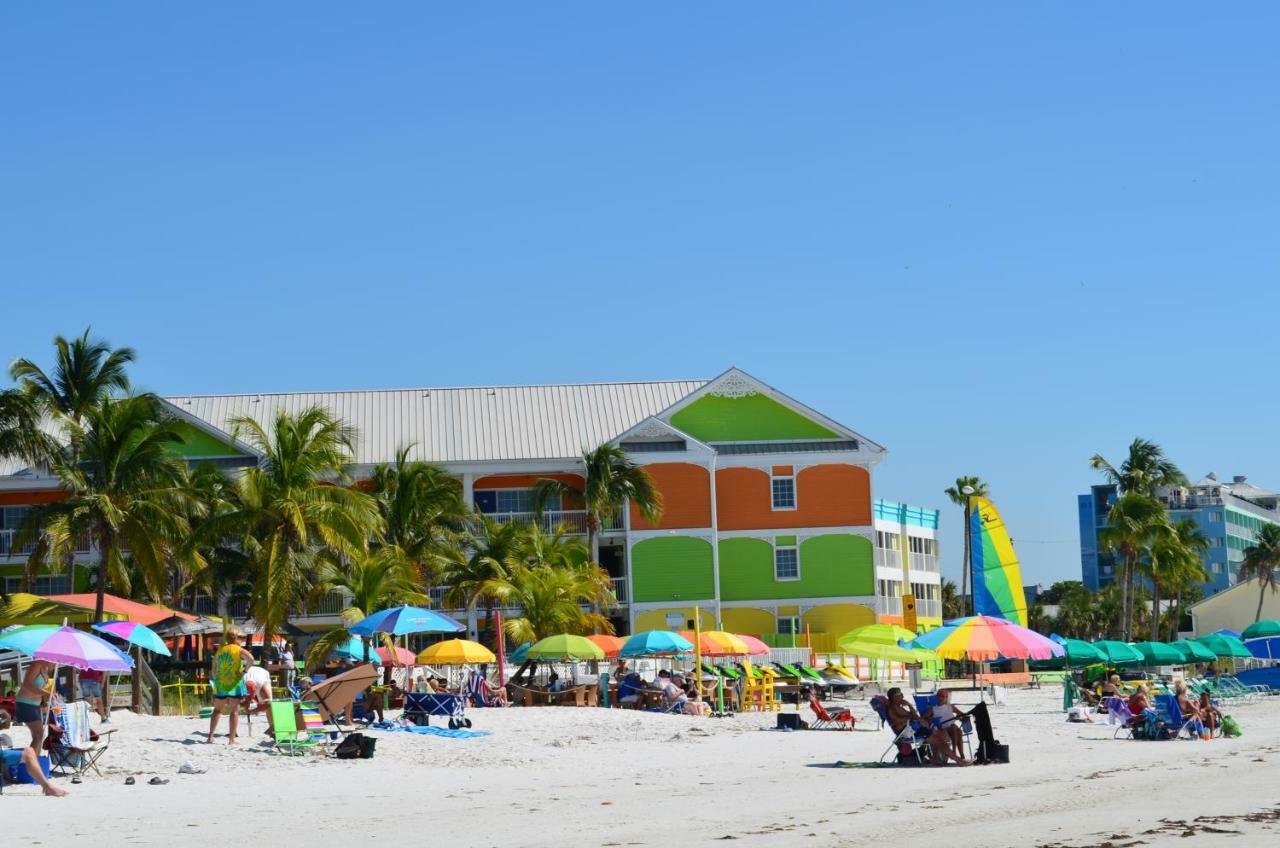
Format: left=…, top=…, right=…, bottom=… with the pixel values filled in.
left=159, top=399, right=262, bottom=459
left=715, top=526, right=873, bottom=541
left=773, top=538, right=801, bottom=582
left=714, top=595, right=879, bottom=610
left=769, top=471, right=797, bottom=511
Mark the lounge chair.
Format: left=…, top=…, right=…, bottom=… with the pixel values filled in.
left=1103, top=697, right=1144, bottom=740
left=47, top=700, right=115, bottom=779
left=269, top=700, right=321, bottom=755
left=808, top=691, right=853, bottom=730
left=300, top=664, right=379, bottom=739
left=1156, top=694, right=1202, bottom=740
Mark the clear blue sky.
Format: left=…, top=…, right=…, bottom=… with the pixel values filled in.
left=5, top=4, right=1279, bottom=586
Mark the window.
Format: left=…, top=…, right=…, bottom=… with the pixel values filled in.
left=777, top=616, right=801, bottom=636
left=877, top=579, right=902, bottom=598
left=2, top=574, right=70, bottom=595
left=1209, top=511, right=1223, bottom=523
left=480, top=488, right=558, bottom=515
left=770, top=475, right=796, bottom=510
left=774, top=539, right=799, bottom=580
left=875, top=530, right=899, bottom=550
left=908, top=536, right=935, bottom=555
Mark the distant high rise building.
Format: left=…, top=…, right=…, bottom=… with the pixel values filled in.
left=1079, top=472, right=1280, bottom=595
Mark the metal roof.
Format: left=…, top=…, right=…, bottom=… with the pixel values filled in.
left=166, top=380, right=708, bottom=465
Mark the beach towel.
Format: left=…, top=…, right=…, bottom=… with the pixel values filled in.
left=370, top=721, right=490, bottom=739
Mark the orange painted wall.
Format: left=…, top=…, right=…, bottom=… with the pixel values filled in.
left=715, top=464, right=870, bottom=530
left=629, top=463, right=711, bottom=530
left=472, top=474, right=585, bottom=508
left=0, top=490, right=67, bottom=506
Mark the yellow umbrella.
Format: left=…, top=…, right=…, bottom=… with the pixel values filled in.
left=416, top=638, right=497, bottom=665
left=702, top=630, right=751, bottom=656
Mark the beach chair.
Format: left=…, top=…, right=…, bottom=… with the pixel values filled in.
left=269, top=700, right=321, bottom=755
left=869, top=695, right=927, bottom=765
left=914, top=694, right=973, bottom=758
left=47, top=700, right=115, bottom=779
left=740, top=660, right=779, bottom=712
left=464, top=671, right=506, bottom=707
left=1103, top=697, right=1144, bottom=740
left=1156, top=695, right=1201, bottom=740
left=807, top=691, right=853, bottom=730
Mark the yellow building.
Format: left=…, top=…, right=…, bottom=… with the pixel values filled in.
left=1189, top=575, right=1280, bottom=636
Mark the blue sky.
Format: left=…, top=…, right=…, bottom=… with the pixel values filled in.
left=4, top=4, right=1279, bottom=585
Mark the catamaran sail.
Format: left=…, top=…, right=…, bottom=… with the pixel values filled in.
left=969, top=497, right=1028, bottom=627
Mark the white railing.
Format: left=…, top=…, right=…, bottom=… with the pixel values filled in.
left=487, top=510, right=589, bottom=534
left=879, top=596, right=903, bottom=615
left=610, top=576, right=628, bottom=604
left=908, top=553, right=940, bottom=573
left=918, top=598, right=942, bottom=619
left=874, top=548, right=902, bottom=570
left=0, top=529, right=93, bottom=559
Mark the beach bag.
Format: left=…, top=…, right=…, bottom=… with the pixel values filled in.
left=358, top=735, right=377, bottom=759
left=1221, top=715, right=1241, bottom=738
left=335, top=733, right=365, bottom=760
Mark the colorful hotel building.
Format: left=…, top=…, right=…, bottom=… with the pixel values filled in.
left=0, top=368, right=942, bottom=647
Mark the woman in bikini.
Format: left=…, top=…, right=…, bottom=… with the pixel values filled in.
left=16, top=660, right=67, bottom=796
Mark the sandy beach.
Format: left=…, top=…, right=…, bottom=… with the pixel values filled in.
left=5, top=687, right=1278, bottom=847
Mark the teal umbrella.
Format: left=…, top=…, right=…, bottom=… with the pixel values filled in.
left=1241, top=620, right=1280, bottom=640
left=1195, top=632, right=1254, bottom=659
left=330, top=637, right=382, bottom=664
left=1170, top=639, right=1218, bottom=663
left=1033, top=635, right=1105, bottom=670
left=1130, top=641, right=1183, bottom=665
left=1091, top=640, right=1144, bottom=666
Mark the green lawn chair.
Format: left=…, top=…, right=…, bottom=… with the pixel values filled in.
left=270, top=700, right=321, bottom=755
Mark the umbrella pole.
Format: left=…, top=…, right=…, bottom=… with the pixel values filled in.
left=694, top=606, right=704, bottom=711
left=495, top=610, right=506, bottom=687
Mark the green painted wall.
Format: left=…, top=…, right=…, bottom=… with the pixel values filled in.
left=168, top=421, right=243, bottom=458
left=718, top=534, right=873, bottom=600
left=670, top=393, right=838, bottom=442
left=630, top=536, right=715, bottom=602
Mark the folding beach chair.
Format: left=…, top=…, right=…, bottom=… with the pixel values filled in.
left=48, top=701, right=116, bottom=779
left=269, top=700, right=321, bottom=755
left=914, top=694, right=973, bottom=757
left=1156, top=694, right=1201, bottom=740
left=869, top=695, right=927, bottom=765
left=1103, top=697, right=1144, bottom=740
left=300, top=664, right=379, bottom=739
left=403, top=692, right=466, bottom=727
left=465, top=671, right=506, bottom=707
left=808, top=690, right=853, bottom=731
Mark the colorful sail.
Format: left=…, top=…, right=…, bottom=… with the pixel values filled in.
left=969, top=497, right=1028, bottom=627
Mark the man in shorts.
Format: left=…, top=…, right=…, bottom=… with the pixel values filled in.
left=206, top=630, right=254, bottom=745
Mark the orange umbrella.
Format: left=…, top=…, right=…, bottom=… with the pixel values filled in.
left=735, top=634, right=771, bottom=656
left=679, top=630, right=750, bottom=657
left=586, top=634, right=626, bottom=658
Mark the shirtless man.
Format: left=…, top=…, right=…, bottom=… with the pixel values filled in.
left=886, top=687, right=970, bottom=766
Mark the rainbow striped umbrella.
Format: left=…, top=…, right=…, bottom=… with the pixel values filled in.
left=92, top=620, right=171, bottom=656
left=0, top=625, right=134, bottom=671
left=909, top=615, right=1063, bottom=662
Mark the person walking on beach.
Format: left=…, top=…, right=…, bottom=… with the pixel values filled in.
left=207, top=630, right=254, bottom=745
left=15, top=659, right=67, bottom=796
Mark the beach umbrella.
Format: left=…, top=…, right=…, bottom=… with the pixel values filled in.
left=0, top=625, right=133, bottom=671
left=736, top=635, right=772, bottom=656
left=586, top=634, right=627, bottom=658
left=678, top=630, right=750, bottom=657
left=1245, top=636, right=1280, bottom=660
left=839, top=638, right=936, bottom=664
left=416, top=638, right=496, bottom=665
left=1242, top=620, right=1280, bottom=640
left=1170, top=640, right=1218, bottom=663
left=908, top=615, right=1063, bottom=662
left=330, top=636, right=382, bottom=664
left=1029, top=635, right=1104, bottom=669
left=1195, top=632, right=1254, bottom=659
left=619, top=630, right=694, bottom=658
left=349, top=605, right=464, bottom=637
left=838, top=623, right=918, bottom=648
left=92, top=620, right=171, bottom=656
left=374, top=645, right=417, bottom=667
left=1130, top=641, right=1183, bottom=666
left=1211, top=628, right=1242, bottom=639
left=1091, top=640, right=1145, bottom=666
left=508, top=642, right=531, bottom=664
left=526, top=634, right=605, bottom=661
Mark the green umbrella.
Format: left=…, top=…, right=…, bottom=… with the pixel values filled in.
left=1130, top=641, right=1183, bottom=665
left=1092, top=640, right=1145, bottom=665
left=837, top=639, right=937, bottom=664
left=1031, top=637, right=1104, bottom=670
left=837, top=623, right=919, bottom=648
left=1241, top=619, right=1280, bottom=640
left=1170, top=640, right=1217, bottom=663
left=525, top=634, right=605, bottom=661
left=1194, top=632, right=1254, bottom=659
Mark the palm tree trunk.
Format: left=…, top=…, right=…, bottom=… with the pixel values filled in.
left=1118, top=554, right=1130, bottom=641
left=95, top=528, right=111, bottom=623
left=1168, top=591, right=1182, bottom=642
left=1259, top=587, right=1266, bottom=623
left=1150, top=576, right=1160, bottom=642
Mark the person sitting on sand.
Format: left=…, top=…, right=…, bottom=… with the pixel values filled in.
left=1197, top=691, right=1222, bottom=736
left=885, top=687, right=970, bottom=767
left=15, top=659, right=68, bottom=796
left=207, top=630, right=255, bottom=745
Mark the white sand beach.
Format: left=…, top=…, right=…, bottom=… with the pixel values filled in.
left=4, top=687, right=1278, bottom=847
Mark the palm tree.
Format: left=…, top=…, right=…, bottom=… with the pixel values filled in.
left=0, top=389, right=57, bottom=470
left=940, top=578, right=963, bottom=620
left=1097, top=492, right=1167, bottom=640
left=1089, top=438, right=1187, bottom=497
left=493, top=564, right=616, bottom=644
left=303, top=549, right=428, bottom=670
left=17, top=395, right=195, bottom=620
left=1159, top=519, right=1209, bottom=641
left=209, top=407, right=381, bottom=649
left=10, top=329, right=136, bottom=427
left=1240, top=523, right=1280, bottom=622
left=439, top=513, right=524, bottom=641
left=367, top=446, right=469, bottom=586
left=943, top=476, right=989, bottom=616
left=533, top=442, right=662, bottom=567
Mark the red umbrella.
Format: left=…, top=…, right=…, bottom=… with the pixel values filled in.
left=586, top=634, right=626, bottom=658
left=374, top=645, right=417, bottom=667
left=735, top=634, right=771, bottom=656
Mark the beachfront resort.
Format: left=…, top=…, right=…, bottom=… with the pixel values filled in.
left=2, top=333, right=1280, bottom=846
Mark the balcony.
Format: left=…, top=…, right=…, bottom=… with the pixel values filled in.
left=609, top=576, right=628, bottom=604
left=874, top=548, right=902, bottom=570
left=908, top=553, right=940, bottom=574
left=486, top=509, right=589, bottom=534
left=0, top=529, right=93, bottom=559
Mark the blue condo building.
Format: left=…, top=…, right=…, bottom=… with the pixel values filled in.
left=1079, top=473, right=1280, bottom=596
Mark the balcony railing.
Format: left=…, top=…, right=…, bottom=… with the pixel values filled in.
left=227, top=597, right=250, bottom=619
left=294, top=592, right=347, bottom=617
left=609, top=576, right=628, bottom=604
left=908, top=553, right=940, bottom=574
left=486, top=509, right=589, bottom=534
left=874, top=548, right=902, bottom=570
left=877, top=595, right=942, bottom=619
left=0, top=529, right=93, bottom=559
left=880, top=596, right=903, bottom=615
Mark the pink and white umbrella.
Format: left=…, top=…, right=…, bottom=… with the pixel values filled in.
left=374, top=645, right=417, bottom=667
left=0, top=625, right=135, bottom=671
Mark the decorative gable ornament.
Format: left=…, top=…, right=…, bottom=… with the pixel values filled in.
left=704, top=371, right=758, bottom=399
left=629, top=419, right=677, bottom=441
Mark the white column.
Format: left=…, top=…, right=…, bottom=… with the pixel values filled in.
left=708, top=452, right=722, bottom=629
left=461, top=472, right=474, bottom=511
left=623, top=500, right=635, bottom=634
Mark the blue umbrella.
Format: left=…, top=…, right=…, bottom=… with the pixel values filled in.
left=92, top=620, right=172, bottom=656
left=508, top=642, right=531, bottom=664
left=1212, top=628, right=1242, bottom=639
left=330, top=636, right=382, bottom=664
left=619, top=630, right=694, bottom=658
left=348, top=605, right=464, bottom=637
left=1245, top=636, right=1280, bottom=660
